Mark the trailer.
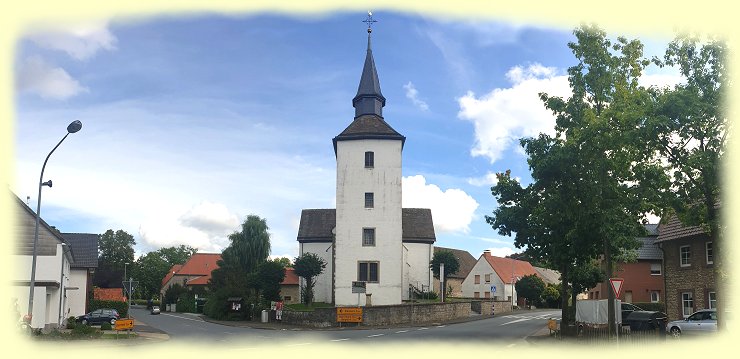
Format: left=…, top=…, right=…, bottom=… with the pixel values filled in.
left=576, top=299, right=623, bottom=326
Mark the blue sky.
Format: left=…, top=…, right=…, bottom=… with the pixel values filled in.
left=12, top=11, right=678, bottom=260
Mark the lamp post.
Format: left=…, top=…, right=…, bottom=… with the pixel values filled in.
left=27, top=120, right=82, bottom=330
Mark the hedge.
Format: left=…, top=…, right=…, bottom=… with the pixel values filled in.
left=89, top=299, right=128, bottom=317
left=633, top=302, right=665, bottom=312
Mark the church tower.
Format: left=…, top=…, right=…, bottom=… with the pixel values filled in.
left=332, top=24, right=406, bottom=306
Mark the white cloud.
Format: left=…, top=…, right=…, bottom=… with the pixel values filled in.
left=402, top=175, right=479, bottom=234
left=16, top=56, right=87, bottom=100
left=639, top=73, right=685, bottom=89
left=403, top=81, right=429, bottom=111
left=457, top=63, right=571, bottom=163
left=467, top=172, right=499, bottom=187
left=179, top=201, right=240, bottom=237
left=27, top=21, right=117, bottom=61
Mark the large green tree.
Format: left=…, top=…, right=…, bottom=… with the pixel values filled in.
left=430, top=250, right=460, bottom=298
left=515, top=274, right=546, bottom=308
left=94, top=229, right=136, bottom=288
left=131, top=245, right=197, bottom=300
left=293, top=253, right=326, bottom=305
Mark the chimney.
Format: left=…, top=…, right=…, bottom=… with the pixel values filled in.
left=483, top=250, right=491, bottom=256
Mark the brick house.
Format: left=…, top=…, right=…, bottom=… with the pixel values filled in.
left=586, top=224, right=664, bottom=305
left=432, top=246, right=476, bottom=297
left=656, top=214, right=716, bottom=321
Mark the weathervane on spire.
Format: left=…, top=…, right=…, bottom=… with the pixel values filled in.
left=363, top=11, right=377, bottom=33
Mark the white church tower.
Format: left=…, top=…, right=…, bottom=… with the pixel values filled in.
left=297, top=17, right=435, bottom=307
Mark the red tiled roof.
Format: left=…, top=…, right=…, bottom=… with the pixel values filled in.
left=186, top=276, right=210, bottom=286
left=484, top=252, right=538, bottom=284
left=281, top=267, right=299, bottom=285
left=93, top=287, right=125, bottom=302
left=161, top=264, right=183, bottom=287
left=177, top=253, right=221, bottom=275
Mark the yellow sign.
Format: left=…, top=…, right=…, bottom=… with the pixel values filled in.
left=115, top=318, right=134, bottom=331
left=548, top=319, right=558, bottom=331
left=337, top=307, right=363, bottom=322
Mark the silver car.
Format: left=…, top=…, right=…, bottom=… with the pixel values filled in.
left=666, top=309, right=717, bottom=337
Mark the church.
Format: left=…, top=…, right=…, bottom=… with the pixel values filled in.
left=296, top=23, right=435, bottom=306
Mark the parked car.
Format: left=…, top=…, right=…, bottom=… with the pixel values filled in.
left=77, top=309, right=120, bottom=326
left=621, top=302, right=643, bottom=319
left=666, top=309, right=717, bottom=337
left=623, top=310, right=667, bottom=333
left=150, top=306, right=160, bottom=315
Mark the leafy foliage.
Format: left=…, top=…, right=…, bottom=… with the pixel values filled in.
left=293, top=253, right=327, bottom=305
left=429, top=250, right=460, bottom=280
left=94, top=229, right=136, bottom=288
left=515, top=274, right=546, bottom=308
left=131, top=245, right=197, bottom=300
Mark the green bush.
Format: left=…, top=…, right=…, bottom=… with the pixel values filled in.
left=71, top=323, right=100, bottom=338
left=101, top=322, right=113, bottom=330
left=420, top=291, right=438, bottom=300
left=66, top=316, right=77, bottom=329
left=89, top=299, right=128, bottom=317
left=177, top=292, right=197, bottom=313
left=633, top=302, right=665, bottom=312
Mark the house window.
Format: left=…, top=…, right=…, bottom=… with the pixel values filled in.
left=650, top=263, right=662, bottom=275
left=650, top=291, right=660, bottom=303
left=682, top=292, right=694, bottom=318
left=362, top=228, right=375, bottom=246
left=706, top=242, right=713, bottom=265
left=680, top=245, right=691, bottom=267
left=365, top=151, right=374, bottom=168
left=474, top=292, right=480, bottom=298
left=358, top=261, right=379, bottom=282
left=708, top=292, right=716, bottom=309
left=484, top=274, right=491, bottom=283
left=284, top=296, right=292, bottom=301
left=474, top=275, right=480, bottom=284
left=484, top=292, right=491, bottom=299
left=364, top=192, right=374, bottom=208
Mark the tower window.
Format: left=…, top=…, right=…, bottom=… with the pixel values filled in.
left=358, top=261, right=379, bottom=282
left=363, top=228, right=375, bottom=246
left=365, top=192, right=374, bottom=208
left=365, top=151, right=374, bottom=168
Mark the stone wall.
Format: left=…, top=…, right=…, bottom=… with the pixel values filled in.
left=662, top=235, right=715, bottom=322
left=282, top=300, right=513, bottom=327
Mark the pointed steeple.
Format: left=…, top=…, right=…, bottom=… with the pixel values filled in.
left=352, top=26, right=386, bottom=118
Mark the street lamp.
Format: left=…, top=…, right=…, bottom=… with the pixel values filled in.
left=27, top=120, right=82, bottom=330
left=57, top=243, right=69, bottom=327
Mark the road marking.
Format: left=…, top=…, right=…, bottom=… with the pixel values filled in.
left=161, top=313, right=204, bottom=322
left=501, top=318, right=531, bottom=326
left=417, top=327, right=429, bottom=330
left=436, top=325, right=446, bottom=328
left=331, top=338, right=350, bottom=342
left=395, top=330, right=408, bottom=333
left=367, top=334, right=384, bottom=337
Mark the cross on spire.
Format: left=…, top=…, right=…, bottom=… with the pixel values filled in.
left=363, top=11, right=377, bottom=33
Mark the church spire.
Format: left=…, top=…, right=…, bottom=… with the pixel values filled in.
left=353, top=12, right=385, bottom=118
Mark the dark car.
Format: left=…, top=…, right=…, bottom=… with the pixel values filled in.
left=77, top=309, right=120, bottom=326
left=621, top=302, right=643, bottom=320
left=623, top=310, right=668, bottom=333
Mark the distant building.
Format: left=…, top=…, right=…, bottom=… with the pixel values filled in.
left=61, top=232, right=99, bottom=316
left=160, top=253, right=221, bottom=299
left=533, top=266, right=561, bottom=286
left=280, top=267, right=300, bottom=304
left=656, top=215, right=716, bottom=321
left=462, top=250, right=539, bottom=306
left=432, top=247, right=476, bottom=297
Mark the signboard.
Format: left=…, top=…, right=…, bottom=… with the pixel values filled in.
left=491, top=285, right=496, bottom=293
left=337, top=307, right=363, bottom=323
left=114, top=318, right=134, bottom=331
left=351, top=281, right=366, bottom=293
left=609, top=278, right=625, bottom=298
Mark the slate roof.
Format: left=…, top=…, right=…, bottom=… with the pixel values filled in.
left=434, top=246, right=476, bottom=279
left=332, top=114, right=406, bottom=154
left=656, top=214, right=707, bottom=242
left=636, top=224, right=662, bottom=260
left=533, top=266, right=561, bottom=285
left=297, top=208, right=435, bottom=243
left=62, top=233, right=99, bottom=268
left=484, top=253, right=538, bottom=285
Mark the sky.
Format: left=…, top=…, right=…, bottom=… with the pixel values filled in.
left=11, top=11, right=681, bottom=261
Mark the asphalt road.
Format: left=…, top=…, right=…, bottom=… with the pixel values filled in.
left=130, top=307, right=560, bottom=348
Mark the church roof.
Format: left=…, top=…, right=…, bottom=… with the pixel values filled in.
left=352, top=32, right=386, bottom=118
left=332, top=114, right=405, bottom=153
left=297, top=208, right=435, bottom=244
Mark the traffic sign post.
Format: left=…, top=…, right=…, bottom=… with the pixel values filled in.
left=609, top=278, right=624, bottom=298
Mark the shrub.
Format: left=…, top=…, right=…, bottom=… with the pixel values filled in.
left=66, top=316, right=77, bottom=329
left=71, top=323, right=100, bottom=338
left=420, top=291, right=438, bottom=300
left=100, top=322, right=113, bottom=330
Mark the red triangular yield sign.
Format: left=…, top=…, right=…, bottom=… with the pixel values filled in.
left=610, top=278, right=625, bottom=298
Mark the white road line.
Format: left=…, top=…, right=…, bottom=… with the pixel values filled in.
left=367, top=334, right=385, bottom=337
left=436, top=325, right=446, bottom=328
left=395, top=330, right=408, bottom=333
left=161, top=313, right=204, bottom=322
left=417, top=327, right=429, bottom=330
left=331, top=338, right=350, bottom=342
left=501, top=318, right=531, bottom=326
